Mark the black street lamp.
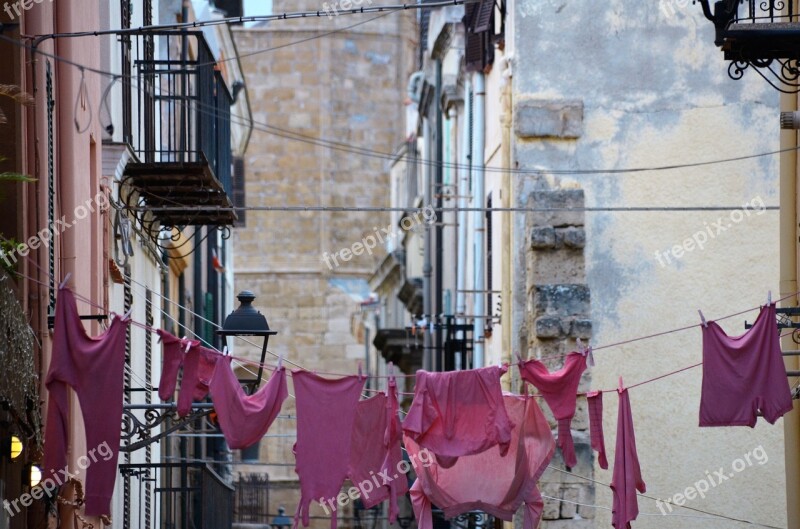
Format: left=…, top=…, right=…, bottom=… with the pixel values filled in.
left=216, top=291, right=277, bottom=390
left=272, top=506, right=292, bottom=529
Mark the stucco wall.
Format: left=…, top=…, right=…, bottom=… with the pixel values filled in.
left=513, top=1, right=785, bottom=527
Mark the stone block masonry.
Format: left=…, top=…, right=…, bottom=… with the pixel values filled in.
left=523, top=186, right=595, bottom=528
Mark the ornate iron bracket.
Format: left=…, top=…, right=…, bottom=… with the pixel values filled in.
left=728, top=58, right=800, bottom=93
left=120, top=403, right=214, bottom=452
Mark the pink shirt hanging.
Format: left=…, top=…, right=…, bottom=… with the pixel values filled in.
left=156, top=330, right=200, bottom=402
left=700, top=303, right=793, bottom=427
left=406, top=394, right=555, bottom=529
left=519, top=352, right=587, bottom=468
left=44, top=287, right=130, bottom=516
left=348, top=375, right=407, bottom=522
left=209, top=355, right=288, bottom=449
left=403, top=366, right=513, bottom=467
left=176, top=343, right=218, bottom=416
left=292, top=370, right=365, bottom=529
left=611, top=385, right=645, bottom=529
left=587, top=390, right=608, bottom=469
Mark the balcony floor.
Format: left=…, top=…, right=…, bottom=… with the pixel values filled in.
left=123, top=160, right=236, bottom=226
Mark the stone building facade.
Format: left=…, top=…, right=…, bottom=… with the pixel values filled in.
left=231, top=4, right=416, bottom=527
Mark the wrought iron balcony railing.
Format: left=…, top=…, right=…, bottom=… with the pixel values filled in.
left=121, top=30, right=236, bottom=227
left=699, top=0, right=800, bottom=91
left=120, top=462, right=234, bottom=529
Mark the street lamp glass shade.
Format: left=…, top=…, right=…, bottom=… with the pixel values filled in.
left=217, top=291, right=277, bottom=337
left=272, top=506, right=292, bottom=529
left=9, top=435, right=22, bottom=460
left=29, top=465, right=41, bottom=487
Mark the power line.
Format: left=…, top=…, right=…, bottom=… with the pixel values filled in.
left=130, top=205, right=780, bottom=213
left=0, top=33, right=794, bottom=178
left=26, top=0, right=469, bottom=39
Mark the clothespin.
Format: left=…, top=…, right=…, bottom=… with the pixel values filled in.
left=182, top=336, right=192, bottom=353
left=122, top=308, right=132, bottom=321
left=222, top=345, right=229, bottom=356
left=768, top=290, right=772, bottom=306
left=618, top=376, right=624, bottom=393
left=358, top=360, right=363, bottom=380
left=698, top=309, right=708, bottom=328
left=277, top=353, right=284, bottom=370
left=515, top=352, right=524, bottom=365
left=59, top=273, right=72, bottom=289
left=387, top=361, right=395, bottom=382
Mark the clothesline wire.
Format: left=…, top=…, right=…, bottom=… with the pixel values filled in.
left=1, top=32, right=798, bottom=178
left=12, top=264, right=798, bottom=398
left=539, top=494, right=778, bottom=525
left=537, top=289, right=800, bottom=363
left=546, top=466, right=784, bottom=529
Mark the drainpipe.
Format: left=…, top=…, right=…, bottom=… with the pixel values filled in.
left=423, top=112, right=433, bottom=372
left=435, top=60, right=444, bottom=372
left=780, top=88, right=800, bottom=528
left=456, top=77, right=472, bottom=333
left=500, top=70, right=513, bottom=390
left=472, top=72, right=486, bottom=368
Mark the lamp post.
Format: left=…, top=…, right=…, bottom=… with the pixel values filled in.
left=216, top=291, right=277, bottom=391
left=272, top=506, right=292, bottom=529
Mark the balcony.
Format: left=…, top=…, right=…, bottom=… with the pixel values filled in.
left=699, top=0, right=800, bottom=90
left=120, top=462, right=234, bottom=529
left=122, top=31, right=236, bottom=226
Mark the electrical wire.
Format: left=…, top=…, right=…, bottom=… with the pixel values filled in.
left=540, top=494, right=782, bottom=526
left=0, top=33, right=795, bottom=179
left=546, top=466, right=784, bottom=529
left=26, top=1, right=470, bottom=39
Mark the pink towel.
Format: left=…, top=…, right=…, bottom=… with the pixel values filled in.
left=700, top=303, right=793, bottom=427
left=403, top=366, right=513, bottom=466
left=611, top=386, right=645, bottom=529
left=209, top=356, right=288, bottom=449
left=519, top=352, right=587, bottom=467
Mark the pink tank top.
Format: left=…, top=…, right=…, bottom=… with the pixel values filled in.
left=405, top=394, right=555, bottom=529
left=292, top=370, right=365, bottom=529
left=700, top=303, right=793, bottom=427
left=519, top=352, right=587, bottom=467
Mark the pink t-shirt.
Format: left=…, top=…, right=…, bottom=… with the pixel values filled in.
left=406, top=394, right=555, bottom=529
left=403, top=366, right=513, bottom=466
left=700, top=303, right=793, bottom=427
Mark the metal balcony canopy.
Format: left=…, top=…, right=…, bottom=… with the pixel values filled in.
left=699, top=0, right=800, bottom=92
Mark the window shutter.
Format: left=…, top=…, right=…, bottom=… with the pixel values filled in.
left=473, top=0, right=494, bottom=33
left=232, top=157, right=246, bottom=226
